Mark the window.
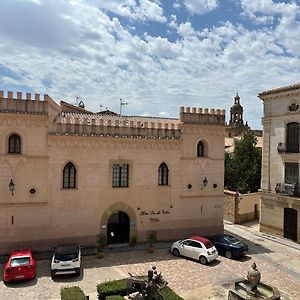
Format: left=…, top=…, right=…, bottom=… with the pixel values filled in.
left=63, top=162, right=76, bottom=189
left=8, top=134, right=21, bottom=154
left=158, top=163, right=169, bottom=185
left=286, top=122, right=299, bottom=153
left=182, top=240, right=192, bottom=246
left=189, top=241, right=202, bottom=248
left=285, top=162, right=299, bottom=195
left=112, top=164, right=129, bottom=187
left=197, top=141, right=204, bottom=157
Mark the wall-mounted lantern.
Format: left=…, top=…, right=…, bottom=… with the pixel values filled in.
left=9, top=179, right=15, bottom=196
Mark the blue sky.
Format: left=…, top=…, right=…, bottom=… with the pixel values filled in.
left=1, top=0, right=300, bottom=129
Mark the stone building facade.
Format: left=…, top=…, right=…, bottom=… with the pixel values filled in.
left=259, top=83, right=300, bottom=242
left=0, top=91, right=225, bottom=253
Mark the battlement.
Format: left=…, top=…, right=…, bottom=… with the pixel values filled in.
left=0, top=91, right=48, bottom=114
left=180, top=106, right=225, bottom=126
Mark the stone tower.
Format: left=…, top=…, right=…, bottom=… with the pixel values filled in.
left=227, top=93, right=249, bottom=137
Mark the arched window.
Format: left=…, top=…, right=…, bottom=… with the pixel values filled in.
left=8, top=134, right=21, bottom=154
left=197, top=141, right=204, bottom=157
left=286, top=122, right=299, bottom=153
left=158, top=163, right=169, bottom=185
left=63, top=162, right=76, bottom=189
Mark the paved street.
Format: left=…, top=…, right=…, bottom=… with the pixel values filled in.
left=1, top=221, right=300, bottom=300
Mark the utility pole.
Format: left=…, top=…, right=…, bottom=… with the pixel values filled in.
left=119, top=98, right=128, bottom=116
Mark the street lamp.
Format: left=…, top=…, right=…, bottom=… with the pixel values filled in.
left=9, top=179, right=15, bottom=196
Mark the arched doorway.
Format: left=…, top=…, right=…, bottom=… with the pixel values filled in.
left=107, top=211, right=130, bottom=244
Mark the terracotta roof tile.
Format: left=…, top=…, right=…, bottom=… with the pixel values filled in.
left=259, top=83, right=300, bottom=97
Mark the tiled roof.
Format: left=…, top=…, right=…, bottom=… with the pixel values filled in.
left=259, top=83, right=300, bottom=97
left=57, top=112, right=180, bottom=126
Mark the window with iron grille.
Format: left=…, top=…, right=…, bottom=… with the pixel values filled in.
left=197, top=141, right=204, bottom=157
left=286, top=122, right=299, bottom=153
left=8, top=134, right=21, bottom=154
left=285, top=162, right=299, bottom=195
left=63, top=162, right=76, bottom=189
left=112, top=164, right=129, bottom=187
left=158, top=163, right=169, bottom=185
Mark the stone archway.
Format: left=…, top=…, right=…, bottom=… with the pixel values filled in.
left=100, top=202, right=137, bottom=245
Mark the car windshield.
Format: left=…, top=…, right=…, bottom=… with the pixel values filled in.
left=10, top=257, right=30, bottom=267
left=54, top=246, right=79, bottom=261
left=54, top=253, right=77, bottom=261
left=226, top=236, right=240, bottom=244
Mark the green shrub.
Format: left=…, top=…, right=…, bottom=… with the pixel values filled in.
left=60, top=286, right=86, bottom=300
left=97, top=279, right=128, bottom=300
left=97, top=278, right=184, bottom=300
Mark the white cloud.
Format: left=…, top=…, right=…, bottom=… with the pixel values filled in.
left=0, top=0, right=300, bottom=129
left=240, top=0, right=300, bottom=56
left=88, top=0, right=167, bottom=23
left=184, top=0, right=219, bottom=15
left=177, top=22, right=198, bottom=38
left=173, top=1, right=181, bottom=10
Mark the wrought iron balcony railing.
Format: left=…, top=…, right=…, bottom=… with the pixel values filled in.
left=275, top=182, right=298, bottom=196
left=277, top=142, right=300, bottom=153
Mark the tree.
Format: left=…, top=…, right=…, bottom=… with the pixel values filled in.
left=225, top=131, right=261, bottom=193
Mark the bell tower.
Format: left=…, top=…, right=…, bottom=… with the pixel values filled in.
left=229, top=93, right=244, bottom=127
left=227, top=93, right=250, bottom=137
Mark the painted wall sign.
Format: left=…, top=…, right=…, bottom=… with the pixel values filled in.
left=150, top=218, right=160, bottom=222
left=140, top=209, right=170, bottom=216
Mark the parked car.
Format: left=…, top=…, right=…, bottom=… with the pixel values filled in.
left=210, top=234, right=248, bottom=259
left=171, top=236, right=218, bottom=265
left=3, top=249, right=36, bottom=283
left=51, top=244, right=81, bottom=277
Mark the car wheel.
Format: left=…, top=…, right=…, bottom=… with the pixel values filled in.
left=199, top=256, right=208, bottom=265
left=225, top=251, right=233, bottom=259
left=172, top=248, right=180, bottom=257
left=51, top=270, right=55, bottom=278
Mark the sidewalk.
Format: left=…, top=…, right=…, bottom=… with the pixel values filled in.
left=224, top=220, right=300, bottom=251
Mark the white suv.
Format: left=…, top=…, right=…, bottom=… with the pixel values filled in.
left=51, top=245, right=81, bottom=277
left=171, top=236, right=218, bottom=265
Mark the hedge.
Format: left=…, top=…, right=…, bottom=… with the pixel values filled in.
left=97, top=279, right=128, bottom=299
left=97, top=278, right=184, bottom=300
left=60, top=286, right=86, bottom=300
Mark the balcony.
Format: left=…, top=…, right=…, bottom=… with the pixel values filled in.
left=277, top=142, right=299, bottom=154
left=275, top=182, right=297, bottom=196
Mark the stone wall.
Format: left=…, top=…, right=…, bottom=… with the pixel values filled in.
left=224, top=190, right=260, bottom=224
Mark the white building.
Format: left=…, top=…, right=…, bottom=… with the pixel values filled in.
left=259, top=83, right=300, bottom=242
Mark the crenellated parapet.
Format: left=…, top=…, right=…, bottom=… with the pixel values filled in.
left=0, top=91, right=48, bottom=115
left=180, top=106, right=225, bottom=126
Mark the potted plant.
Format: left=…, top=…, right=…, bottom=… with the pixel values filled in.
left=96, top=233, right=106, bottom=258
left=147, top=231, right=157, bottom=253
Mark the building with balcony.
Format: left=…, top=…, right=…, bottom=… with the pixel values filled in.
left=259, top=83, right=300, bottom=242
left=0, top=91, right=225, bottom=253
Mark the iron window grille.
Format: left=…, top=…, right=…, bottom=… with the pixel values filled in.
left=158, top=163, right=169, bottom=185
left=63, top=162, right=76, bottom=189
left=8, top=134, right=21, bottom=154
left=112, top=164, right=129, bottom=187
